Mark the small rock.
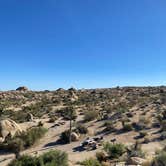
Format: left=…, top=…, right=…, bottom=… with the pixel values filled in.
left=128, top=157, right=147, bottom=165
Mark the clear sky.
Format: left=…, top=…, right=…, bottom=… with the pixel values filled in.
left=0, top=0, right=166, bottom=90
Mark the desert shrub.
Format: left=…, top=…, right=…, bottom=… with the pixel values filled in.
left=76, top=124, right=88, bottom=134
left=103, top=142, right=125, bottom=159
left=96, top=151, right=107, bottom=162
left=38, top=121, right=44, bottom=127
left=123, top=123, right=133, bottom=132
left=103, top=121, right=115, bottom=132
left=143, top=136, right=150, bottom=144
left=21, top=103, right=51, bottom=119
left=141, top=111, right=147, bottom=115
left=5, top=137, right=24, bottom=158
left=132, top=122, right=146, bottom=131
left=61, top=106, right=77, bottom=120
left=8, top=155, right=38, bottom=166
left=103, top=105, right=112, bottom=114
left=20, top=127, right=47, bottom=147
left=1, top=127, right=47, bottom=153
left=0, top=110, right=28, bottom=123
left=84, top=110, right=99, bottom=122
left=156, top=112, right=166, bottom=130
left=161, top=120, right=166, bottom=131
left=116, top=105, right=129, bottom=114
left=157, top=114, right=163, bottom=122
left=79, top=158, right=101, bottom=166
left=133, top=116, right=150, bottom=131
left=8, top=150, right=68, bottom=166
left=48, top=116, right=57, bottom=123
left=139, top=131, right=148, bottom=138
left=38, top=150, right=68, bottom=166
left=127, top=141, right=145, bottom=158
left=126, top=112, right=133, bottom=118
left=60, top=130, right=70, bottom=143
left=152, top=151, right=166, bottom=166
left=163, top=146, right=166, bottom=152
left=152, top=119, right=160, bottom=128
left=121, top=117, right=130, bottom=127
left=1, top=101, right=53, bottom=123
left=160, top=131, right=166, bottom=140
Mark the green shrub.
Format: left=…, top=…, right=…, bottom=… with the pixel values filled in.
left=0, top=101, right=53, bottom=123
left=8, top=155, right=38, bottom=166
left=157, top=114, right=163, bottom=122
left=61, top=106, right=77, bottom=120
left=48, top=116, right=58, bottom=123
left=39, top=150, right=68, bottom=166
left=96, top=151, right=107, bottom=162
left=79, top=158, right=101, bottom=166
left=134, top=116, right=150, bottom=130
left=1, top=127, right=47, bottom=153
left=123, top=123, right=133, bottom=132
left=139, top=131, right=148, bottom=138
left=20, top=127, right=47, bottom=147
left=161, top=120, right=166, bottom=131
left=8, top=150, right=68, bottom=166
left=152, top=151, right=166, bottom=166
left=117, top=106, right=129, bottom=114
left=103, top=121, right=115, bottom=132
left=76, top=124, right=88, bottom=134
left=103, top=142, right=125, bottom=159
left=84, top=110, right=99, bottom=122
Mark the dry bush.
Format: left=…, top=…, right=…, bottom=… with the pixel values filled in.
left=84, top=110, right=99, bottom=122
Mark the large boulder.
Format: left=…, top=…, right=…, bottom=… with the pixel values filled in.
left=16, top=86, right=28, bottom=91
left=56, top=88, right=65, bottom=92
left=71, top=132, right=79, bottom=141
left=0, top=119, right=22, bottom=140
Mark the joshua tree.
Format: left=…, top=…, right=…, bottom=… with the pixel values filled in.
left=68, top=89, right=78, bottom=143
left=68, top=106, right=77, bottom=143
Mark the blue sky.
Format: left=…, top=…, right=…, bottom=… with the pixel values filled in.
left=0, top=0, right=166, bottom=90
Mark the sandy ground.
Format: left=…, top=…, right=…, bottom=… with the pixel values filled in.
left=0, top=116, right=164, bottom=166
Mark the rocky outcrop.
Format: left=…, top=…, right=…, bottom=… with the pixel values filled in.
left=56, top=88, right=65, bottom=92
left=16, top=86, right=29, bottom=91
left=0, top=119, right=22, bottom=140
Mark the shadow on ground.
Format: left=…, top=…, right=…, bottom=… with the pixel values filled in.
left=73, top=145, right=85, bottom=152
left=44, top=139, right=65, bottom=148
